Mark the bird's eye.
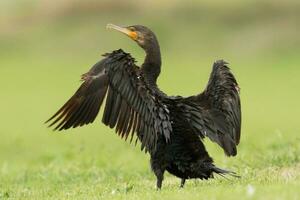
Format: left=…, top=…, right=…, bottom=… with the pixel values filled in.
left=129, top=27, right=135, bottom=31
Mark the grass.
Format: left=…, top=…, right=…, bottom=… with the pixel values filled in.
left=1, top=1, right=300, bottom=199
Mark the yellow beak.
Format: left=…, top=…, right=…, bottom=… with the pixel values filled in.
left=106, top=23, right=138, bottom=40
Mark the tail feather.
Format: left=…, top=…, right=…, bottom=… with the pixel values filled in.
left=211, top=165, right=240, bottom=178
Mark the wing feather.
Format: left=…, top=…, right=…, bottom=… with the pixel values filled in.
left=182, top=60, right=241, bottom=156
left=46, top=49, right=171, bottom=152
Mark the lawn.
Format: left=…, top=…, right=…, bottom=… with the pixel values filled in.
left=0, top=1, right=300, bottom=199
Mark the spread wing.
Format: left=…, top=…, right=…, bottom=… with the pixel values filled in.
left=182, top=60, right=241, bottom=156
left=46, top=49, right=172, bottom=152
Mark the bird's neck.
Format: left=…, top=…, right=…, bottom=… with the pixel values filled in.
left=142, top=41, right=161, bottom=86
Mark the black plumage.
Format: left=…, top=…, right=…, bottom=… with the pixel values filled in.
left=46, top=24, right=241, bottom=189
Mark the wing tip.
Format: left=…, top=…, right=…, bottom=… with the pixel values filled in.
left=214, top=59, right=229, bottom=66
left=224, top=144, right=237, bottom=157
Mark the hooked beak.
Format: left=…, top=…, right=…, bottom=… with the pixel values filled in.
left=106, top=24, right=138, bottom=41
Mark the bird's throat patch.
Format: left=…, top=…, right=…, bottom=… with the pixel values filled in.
left=129, top=31, right=138, bottom=40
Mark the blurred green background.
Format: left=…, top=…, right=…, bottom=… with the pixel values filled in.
left=0, top=0, right=300, bottom=199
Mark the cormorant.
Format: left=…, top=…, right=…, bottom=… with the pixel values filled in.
left=46, top=24, right=241, bottom=189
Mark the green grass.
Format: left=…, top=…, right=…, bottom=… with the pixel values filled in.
left=1, top=1, right=300, bottom=199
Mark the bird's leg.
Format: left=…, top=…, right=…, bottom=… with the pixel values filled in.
left=150, top=156, right=165, bottom=190
left=153, top=168, right=164, bottom=190
left=180, top=178, right=186, bottom=188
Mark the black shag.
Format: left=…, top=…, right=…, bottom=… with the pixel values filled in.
left=46, top=24, right=241, bottom=189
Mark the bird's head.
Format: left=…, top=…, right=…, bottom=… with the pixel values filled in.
left=107, top=24, right=158, bottom=51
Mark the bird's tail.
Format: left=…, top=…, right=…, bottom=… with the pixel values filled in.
left=211, top=165, right=240, bottom=179
left=194, top=161, right=240, bottom=179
